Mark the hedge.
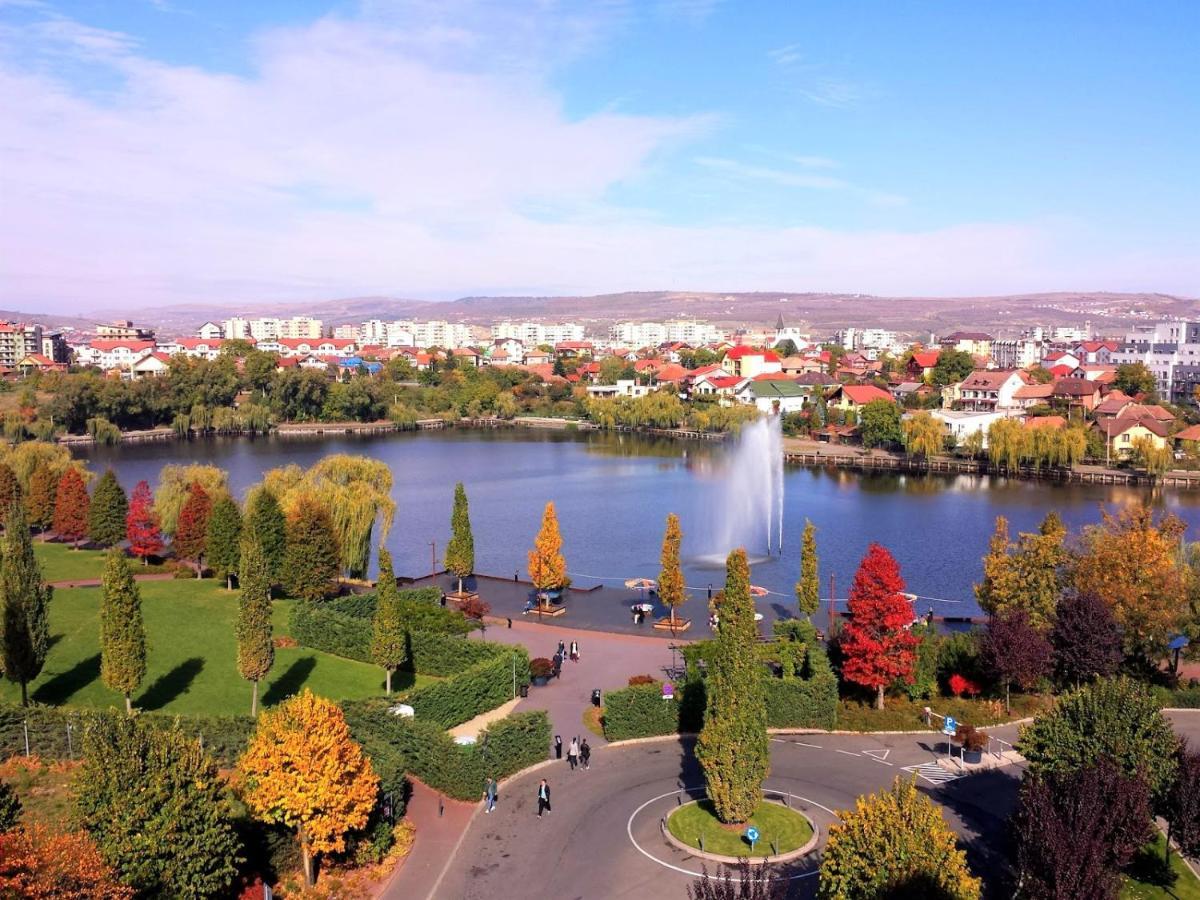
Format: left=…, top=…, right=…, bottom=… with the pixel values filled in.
left=401, top=647, right=531, bottom=729
left=344, top=701, right=550, bottom=801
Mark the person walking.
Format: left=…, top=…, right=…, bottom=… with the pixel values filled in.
left=537, top=779, right=551, bottom=817
left=557, top=640, right=566, bottom=660
left=569, top=640, right=579, bottom=663
left=484, top=776, right=497, bottom=813
left=568, top=737, right=579, bottom=771
left=580, top=739, right=591, bottom=770
left=554, top=735, right=563, bottom=759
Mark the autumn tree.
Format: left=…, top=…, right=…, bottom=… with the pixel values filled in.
left=99, top=549, right=145, bottom=714
left=0, top=463, right=19, bottom=526
left=980, top=608, right=1052, bottom=712
left=0, top=825, right=133, bottom=899
left=124, top=480, right=163, bottom=565
left=444, top=482, right=475, bottom=595
left=237, top=533, right=274, bottom=716
left=73, top=716, right=242, bottom=897
left=25, top=463, right=57, bottom=538
left=839, top=543, right=918, bottom=709
left=1070, top=506, right=1190, bottom=662
left=53, top=467, right=89, bottom=548
left=1167, top=743, right=1200, bottom=862
left=795, top=518, right=819, bottom=617
left=1051, top=591, right=1123, bottom=687
left=658, top=513, right=687, bottom=627
left=987, top=417, right=1027, bottom=472
left=1012, top=758, right=1152, bottom=900
left=818, top=778, right=980, bottom=900
left=901, top=410, right=944, bottom=458
left=974, top=513, right=1065, bottom=630
left=284, top=495, right=341, bottom=601
left=153, top=463, right=227, bottom=536
left=696, top=548, right=768, bottom=824
left=173, top=482, right=213, bottom=577
left=528, top=501, right=567, bottom=599
left=239, top=689, right=378, bottom=886
left=245, top=485, right=286, bottom=590
left=0, top=504, right=51, bottom=705
left=206, top=496, right=243, bottom=589
left=87, top=469, right=127, bottom=548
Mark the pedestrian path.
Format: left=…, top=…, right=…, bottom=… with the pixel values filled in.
left=377, top=778, right=476, bottom=900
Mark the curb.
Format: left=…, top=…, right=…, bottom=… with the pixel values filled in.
left=660, top=799, right=819, bottom=866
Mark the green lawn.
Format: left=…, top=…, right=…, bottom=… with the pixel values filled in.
left=33, top=542, right=166, bottom=583
left=1122, top=834, right=1200, bottom=899
left=0, top=579, right=428, bottom=716
left=667, top=799, right=812, bottom=858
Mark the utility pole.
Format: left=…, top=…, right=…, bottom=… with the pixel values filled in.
left=430, top=540, right=437, bottom=575
left=828, top=572, right=836, bottom=634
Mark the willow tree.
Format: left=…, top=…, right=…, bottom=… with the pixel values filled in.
left=154, top=464, right=229, bottom=536
left=796, top=519, right=819, bottom=617
left=528, top=502, right=567, bottom=599
left=444, top=483, right=475, bottom=596
left=658, top=513, right=686, bottom=626
left=901, top=411, right=944, bottom=459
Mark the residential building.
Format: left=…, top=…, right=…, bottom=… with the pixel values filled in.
left=493, top=322, right=586, bottom=345
left=828, top=383, right=894, bottom=413
left=954, top=370, right=1030, bottom=412
left=1052, top=378, right=1102, bottom=413
left=1012, top=382, right=1055, bottom=409
left=929, top=409, right=1011, bottom=449
left=907, top=350, right=940, bottom=382
left=81, top=339, right=155, bottom=371
left=1112, top=320, right=1200, bottom=405
left=130, top=352, right=172, bottom=378
left=586, top=379, right=652, bottom=399
left=720, top=346, right=781, bottom=379
left=96, top=320, right=155, bottom=341
left=41, top=332, right=70, bottom=364
left=197, top=321, right=223, bottom=341
left=738, top=380, right=809, bottom=414
left=990, top=337, right=1043, bottom=370
left=609, top=321, right=668, bottom=347
left=939, top=332, right=993, bottom=359
left=1073, top=340, right=1120, bottom=364
left=0, top=323, right=44, bottom=371
left=1094, top=414, right=1170, bottom=460
left=405, top=321, right=473, bottom=349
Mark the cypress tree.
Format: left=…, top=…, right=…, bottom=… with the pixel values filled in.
left=0, top=503, right=51, bottom=706
left=0, top=463, right=20, bottom=526
left=237, top=533, right=274, bottom=716
left=26, top=463, right=57, bottom=539
left=370, top=548, right=405, bottom=693
left=53, top=467, right=90, bottom=548
left=658, top=512, right=686, bottom=627
left=695, top=547, right=768, bottom=824
left=173, top=482, right=212, bottom=577
left=87, top=469, right=128, bottom=548
left=444, top=482, right=475, bottom=596
left=207, top=496, right=243, bottom=589
left=100, top=548, right=146, bottom=714
left=246, top=487, right=286, bottom=591
left=284, top=496, right=341, bottom=602
left=796, top=519, right=820, bottom=617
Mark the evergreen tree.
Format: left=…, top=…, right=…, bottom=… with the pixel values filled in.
left=284, top=496, right=341, bottom=602
left=840, top=543, right=919, bottom=709
left=527, top=501, right=567, bottom=598
left=796, top=518, right=819, bottom=617
left=53, top=467, right=89, bottom=548
left=206, top=496, right=243, bottom=589
left=237, top=533, right=274, bottom=716
left=0, top=779, right=20, bottom=831
left=696, top=548, right=768, bottom=824
left=658, top=513, right=687, bottom=627
left=125, top=480, right=163, bottom=565
left=99, top=549, right=146, bottom=714
left=25, top=463, right=57, bottom=538
left=0, top=463, right=20, bottom=526
left=444, top=482, right=475, bottom=595
left=87, top=469, right=128, bottom=548
left=246, top=486, right=286, bottom=591
left=0, top=504, right=51, bottom=706
left=370, top=548, right=405, bottom=693
left=173, top=482, right=212, bottom=577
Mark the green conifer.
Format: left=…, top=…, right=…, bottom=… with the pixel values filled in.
left=444, top=482, right=475, bottom=595
left=0, top=503, right=51, bottom=705
left=100, top=548, right=146, bottom=714
left=796, top=519, right=820, bottom=616
left=237, top=533, right=274, bottom=715
left=246, top=487, right=286, bottom=591
left=87, top=469, right=128, bottom=548
left=283, top=496, right=341, bottom=602
left=207, top=496, right=244, bottom=589
left=370, top=548, right=406, bottom=693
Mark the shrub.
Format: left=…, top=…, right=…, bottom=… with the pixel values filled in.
left=947, top=674, right=981, bottom=697
left=401, top=648, right=529, bottom=729
left=530, top=658, right=554, bottom=679
left=954, top=724, right=987, bottom=752
left=628, top=674, right=658, bottom=686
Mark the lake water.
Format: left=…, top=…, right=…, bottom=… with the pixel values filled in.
left=76, top=429, right=1200, bottom=626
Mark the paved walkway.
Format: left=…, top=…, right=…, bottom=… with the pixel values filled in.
left=48, top=572, right=176, bottom=589
left=377, top=778, right=476, bottom=900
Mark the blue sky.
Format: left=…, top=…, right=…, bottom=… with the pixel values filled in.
left=1, top=0, right=1197, bottom=312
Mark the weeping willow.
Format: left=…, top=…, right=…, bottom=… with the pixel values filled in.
left=86, top=416, right=122, bottom=446
left=262, top=455, right=394, bottom=578
left=154, top=464, right=230, bottom=535
left=0, top=441, right=83, bottom=492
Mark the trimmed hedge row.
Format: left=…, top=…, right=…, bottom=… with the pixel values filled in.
left=344, top=701, right=550, bottom=801
left=402, top=647, right=531, bottom=729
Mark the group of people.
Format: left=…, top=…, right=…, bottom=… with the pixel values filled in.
left=484, top=732, right=592, bottom=820
left=553, top=734, right=591, bottom=770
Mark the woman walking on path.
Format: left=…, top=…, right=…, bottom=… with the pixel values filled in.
left=554, top=735, right=563, bottom=759
left=569, top=640, right=579, bottom=662
left=580, top=739, right=591, bottom=770
left=537, top=779, right=551, bottom=817
left=567, top=737, right=580, bottom=771
left=484, top=776, right=497, bottom=813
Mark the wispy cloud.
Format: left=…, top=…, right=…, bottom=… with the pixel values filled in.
left=768, top=43, right=803, bottom=66
left=695, top=156, right=848, bottom=190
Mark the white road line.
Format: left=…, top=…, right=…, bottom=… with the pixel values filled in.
left=901, top=763, right=963, bottom=786
left=834, top=749, right=859, bottom=756
left=861, top=748, right=891, bottom=761
left=794, top=741, right=823, bottom=748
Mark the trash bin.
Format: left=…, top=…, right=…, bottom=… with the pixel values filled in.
left=591, top=688, right=602, bottom=707
left=519, top=683, right=529, bottom=698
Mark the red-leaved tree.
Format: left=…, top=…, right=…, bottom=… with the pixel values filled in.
left=52, top=468, right=90, bottom=549
left=173, top=482, right=212, bottom=576
left=839, top=543, right=918, bottom=709
left=125, top=480, right=163, bottom=565
left=980, top=608, right=1052, bottom=712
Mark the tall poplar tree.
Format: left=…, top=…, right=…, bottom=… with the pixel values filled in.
left=527, top=501, right=567, bottom=598
left=87, top=469, right=128, bottom=548
left=796, top=518, right=820, bottom=617
left=100, top=548, right=146, bottom=714
left=0, top=463, right=20, bottom=526
left=0, top=504, right=51, bottom=705
left=207, top=496, right=243, bottom=589
left=370, top=548, right=405, bottom=693
left=237, top=533, right=274, bottom=716
left=173, top=482, right=213, bottom=577
left=25, top=463, right=57, bottom=539
left=695, top=548, right=768, bottom=824
left=246, top=486, right=286, bottom=592
left=658, top=513, right=686, bottom=627
left=284, top=496, right=341, bottom=602
left=444, top=482, right=475, bottom=596
left=53, top=467, right=89, bottom=548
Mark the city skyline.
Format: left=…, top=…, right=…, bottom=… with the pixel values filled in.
left=2, top=1, right=1197, bottom=313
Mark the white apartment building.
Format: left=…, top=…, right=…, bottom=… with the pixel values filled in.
left=407, top=321, right=473, bottom=349
left=608, top=320, right=722, bottom=347
left=492, top=322, right=585, bottom=346
left=1112, top=320, right=1200, bottom=404
left=222, top=316, right=324, bottom=341
left=665, top=319, right=723, bottom=345
left=990, top=338, right=1043, bottom=370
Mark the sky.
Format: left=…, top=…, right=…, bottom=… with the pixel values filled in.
left=1, top=0, right=1198, bottom=313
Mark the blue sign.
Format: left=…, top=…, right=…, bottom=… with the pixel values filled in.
left=942, top=716, right=958, bottom=736
left=745, top=826, right=760, bottom=844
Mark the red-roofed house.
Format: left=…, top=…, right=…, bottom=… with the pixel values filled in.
left=17, top=353, right=66, bottom=376
left=692, top=370, right=746, bottom=401
left=829, top=383, right=894, bottom=413
left=81, top=339, right=156, bottom=371
left=278, top=337, right=357, bottom=357
left=553, top=341, right=593, bottom=358
left=130, top=352, right=172, bottom=379
left=720, top=346, right=782, bottom=379
left=1094, top=414, right=1170, bottom=459
left=907, top=350, right=940, bottom=382
left=1073, top=340, right=1120, bottom=365
left=954, top=369, right=1031, bottom=412
left=1042, top=350, right=1081, bottom=371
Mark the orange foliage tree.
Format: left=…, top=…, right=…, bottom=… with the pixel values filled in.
left=527, top=501, right=567, bottom=600
left=238, top=689, right=379, bottom=887
left=0, top=824, right=133, bottom=899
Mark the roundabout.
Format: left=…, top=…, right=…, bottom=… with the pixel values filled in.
left=660, top=796, right=817, bottom=864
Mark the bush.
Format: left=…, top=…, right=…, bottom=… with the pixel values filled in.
left=628, top=674, right=658, bottom=686
left=530, top=658, right=554, bottom=679
left=402, top=647, right=530, bottom=729
left=603, top=682, right=690, bottom=740
left=937, top=631, right=984, bottom=690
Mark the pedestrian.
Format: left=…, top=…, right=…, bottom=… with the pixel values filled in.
left=484, top=775, right=497, bottom=813
left=557, top=640, right=566, bottom=659
left=515, top=571, right=519, bottom=582
left=554, top=735, right=563, bottom=759
left=552, top=655, right=562, bottom=679
left=537, top=779, right=551, bottom=817
left=570, top=640, right=579, bottom=663
left=580, top=739, right=591, bottom=770
left=568, top=737, right=579, bottom=771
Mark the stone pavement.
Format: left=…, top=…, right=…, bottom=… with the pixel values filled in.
left=377, top=777, right=476, bottom=900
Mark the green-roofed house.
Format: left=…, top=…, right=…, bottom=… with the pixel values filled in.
left=736, top=377, right=811, bottom=413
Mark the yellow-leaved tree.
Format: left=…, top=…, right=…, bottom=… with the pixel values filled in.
left=238, top=689, right=378, bottom=887
left=528, top=501, right=567, bottom=601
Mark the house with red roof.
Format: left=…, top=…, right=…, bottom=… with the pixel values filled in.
left=1073, top=340, right=1120, bottom=365
left=130, top=352, right=172, bottom=379
left=277, top=337, right=356, bottom=357
left=906, top=349, right=940, bottom=382
left=720, top=346, right=781, bottom=379
left=829, top=383, right=894, bottom=413
left=1041, top=350, right=1081, bottom=371
left=691, top=370, right=747, bottom=401
left=955, top=369, right=1031, bottom=412
left=1094, top=413, right=1171, bottom=459
left=553, top=341, right=593, bottom=358
left=1052, top=378, right=1102, bottom=412
left=80, top=339, right=156, bottom=371
left=17, top=353, right=66, bottom=376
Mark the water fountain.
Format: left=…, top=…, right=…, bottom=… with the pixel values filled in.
left=697, top=414, right=785, bottom=563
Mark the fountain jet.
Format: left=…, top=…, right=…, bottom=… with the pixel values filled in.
left=699, top=414, right=785, bottom=561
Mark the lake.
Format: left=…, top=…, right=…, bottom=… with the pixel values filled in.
left=76, top=428, right=1200, bottom=627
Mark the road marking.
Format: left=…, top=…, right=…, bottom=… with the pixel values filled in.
left=794, top=741, right=823, bottom=748
left=834, top=749, right=859, bottom=756
left=861, top=748, right=890, bottom=761
left=901, top=763, right=963, bottom=786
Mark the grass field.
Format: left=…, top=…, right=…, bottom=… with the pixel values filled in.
left=33, top=542, right=166, bottom=583
left=1122, top=834, right=1200, bottom=900
left=667, top=799, right=812, bottom=858
left=0, top=579, right=428, bottom=716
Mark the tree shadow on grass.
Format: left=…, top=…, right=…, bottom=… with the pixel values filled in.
left=32, top=653, right=100, bottom=704
left=261, top=657, right=317, bottom=707
left=137, top=657, right=205, bottom=711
